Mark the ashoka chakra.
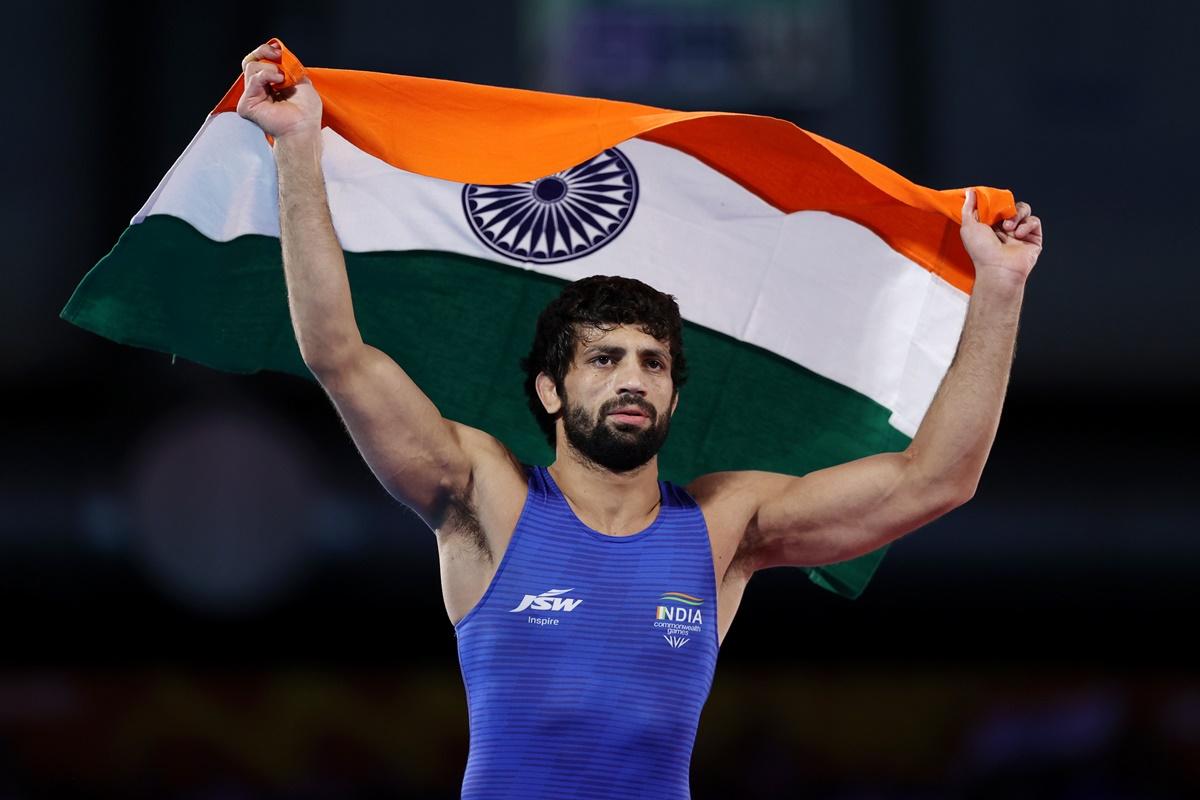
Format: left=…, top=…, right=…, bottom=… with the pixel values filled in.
left=461, top=147, right=639, bottom=264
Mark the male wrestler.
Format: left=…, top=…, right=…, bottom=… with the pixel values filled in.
left=238, top=41, right=1043, bottom=800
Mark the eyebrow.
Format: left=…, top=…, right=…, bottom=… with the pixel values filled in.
left=582, top=344, right=670, bottom=363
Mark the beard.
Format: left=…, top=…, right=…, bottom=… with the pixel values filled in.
left=561, top=391, right=673, bottom=473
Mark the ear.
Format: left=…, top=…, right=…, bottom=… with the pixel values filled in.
left=669, top=390, right=680, bottom=417
left=535, top=371, right=563, bottom=415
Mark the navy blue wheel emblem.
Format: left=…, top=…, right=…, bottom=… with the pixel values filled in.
left=462, top=147, right=638, bottom=264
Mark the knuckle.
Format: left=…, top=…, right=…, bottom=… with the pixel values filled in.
left=242, top=43, right=274, bottom=67
left=246, top=63, right=275, bottom=82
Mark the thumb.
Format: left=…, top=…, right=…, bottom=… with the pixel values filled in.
left=961, top=188, right=979, bottom=226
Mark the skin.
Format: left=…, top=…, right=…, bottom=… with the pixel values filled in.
left=238, top=43, right=1044, bottom=646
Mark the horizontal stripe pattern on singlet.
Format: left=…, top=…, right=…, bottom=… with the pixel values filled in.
left=454, top=464, right=719, bottom=800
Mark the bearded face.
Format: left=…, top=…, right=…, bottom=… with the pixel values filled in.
left=560, top=388, right=673, bottom=473
left=537, top=323, right=679, bottom=472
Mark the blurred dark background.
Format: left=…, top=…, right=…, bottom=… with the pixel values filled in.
left=3, top=0, right=1198, bottom=797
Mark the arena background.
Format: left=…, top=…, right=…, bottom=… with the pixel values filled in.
left=3, top=1, right=1198, bottom=797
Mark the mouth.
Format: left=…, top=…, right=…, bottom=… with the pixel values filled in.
left=607, top=407, right=651, bottom=425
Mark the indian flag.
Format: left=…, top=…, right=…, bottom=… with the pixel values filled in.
left=61, top=39, right=1014, bottom=600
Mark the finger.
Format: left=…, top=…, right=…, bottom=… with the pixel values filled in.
left=245, top=61, right=284, bottom=84
left=1002, top=201, right=1031, bottom=231
left=241, top=41, right=281, bottom=70
left=244, top=65, right=285, bottom=98
left=242, top=41, right=281, bottom=69
left=1014, top=215, right=1041, bottom=238
left=961, top=188, right=979, bottom=225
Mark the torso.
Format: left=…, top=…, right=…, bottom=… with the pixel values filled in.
left=434, top=444, right=755, bottom=647
left=451, top=465, right=720, bottom=799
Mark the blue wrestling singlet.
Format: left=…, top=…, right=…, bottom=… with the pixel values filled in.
left=454, top=464, right=720, bottom=800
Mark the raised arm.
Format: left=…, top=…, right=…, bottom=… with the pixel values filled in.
left=694, top=191, right=1043, bottom=571
left=237, top=42, right=480, bottom=527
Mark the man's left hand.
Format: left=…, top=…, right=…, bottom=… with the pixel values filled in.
left=960, top=189, right=1043, bottom=285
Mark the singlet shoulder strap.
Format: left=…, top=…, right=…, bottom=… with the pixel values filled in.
left=525, top=463, right=554, bottom=500
left=659, top=478, right=700, bottom=510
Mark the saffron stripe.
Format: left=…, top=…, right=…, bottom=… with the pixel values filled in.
left=212, top=38, right=1016, bottom=293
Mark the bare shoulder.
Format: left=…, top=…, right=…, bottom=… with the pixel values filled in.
left=686, top=469, right=783, bottom=519
left=685, top=470, right=774, bottom=585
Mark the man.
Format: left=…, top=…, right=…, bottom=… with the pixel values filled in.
left=238, top=41, right=1043, bottom=799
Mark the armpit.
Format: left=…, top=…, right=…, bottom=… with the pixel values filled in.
left=439, top=491, right=492, bottom=563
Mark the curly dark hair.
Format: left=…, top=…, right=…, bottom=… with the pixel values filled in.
left=521, top=275, right=689, bottom=448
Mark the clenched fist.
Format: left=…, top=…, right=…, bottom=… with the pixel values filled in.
left=960, top=189, right=1043, bottom=286
left=236, top=41, right=322, bottom=141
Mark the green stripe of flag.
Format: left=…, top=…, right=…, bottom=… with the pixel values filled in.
left=61, top=214, right=909, bottom=598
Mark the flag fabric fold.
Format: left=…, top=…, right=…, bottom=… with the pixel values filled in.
left=62, top=38, right=1014, bottom=599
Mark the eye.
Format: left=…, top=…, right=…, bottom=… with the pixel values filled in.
left=591, top=355, right=612, bottom=366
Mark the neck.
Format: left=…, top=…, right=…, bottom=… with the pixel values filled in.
left=547, top=444, right=661, bottom=537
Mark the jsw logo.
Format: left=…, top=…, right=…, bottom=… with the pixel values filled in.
left=510, top=588, right=584, bottom=613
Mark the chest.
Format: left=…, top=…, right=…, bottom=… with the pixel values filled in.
left=462, top=526, right=719, bottom=667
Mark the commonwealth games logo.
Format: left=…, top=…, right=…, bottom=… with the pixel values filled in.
left=461, top=147, right=638, bottom=264
left=654, top=592, right=705, bottom=649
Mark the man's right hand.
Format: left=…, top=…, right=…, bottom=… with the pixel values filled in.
left=236, top=41, right=323, bottom=140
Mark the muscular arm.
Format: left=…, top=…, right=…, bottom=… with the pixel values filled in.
left=273, top=130, right=357, bottom=369
left=273, top=131, right=361, bottom=371
left=272, top=129, right=473, bottom=523
left=696, top=191, right=1043, bottom=571
left=239, top=43, right=477, bottom=527
left=739, top=268, right=1023, bottom=569
left=905, top=266, right=1024, bottom=501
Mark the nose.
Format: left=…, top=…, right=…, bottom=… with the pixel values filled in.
left=613, top=359, right=647, bottom=396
